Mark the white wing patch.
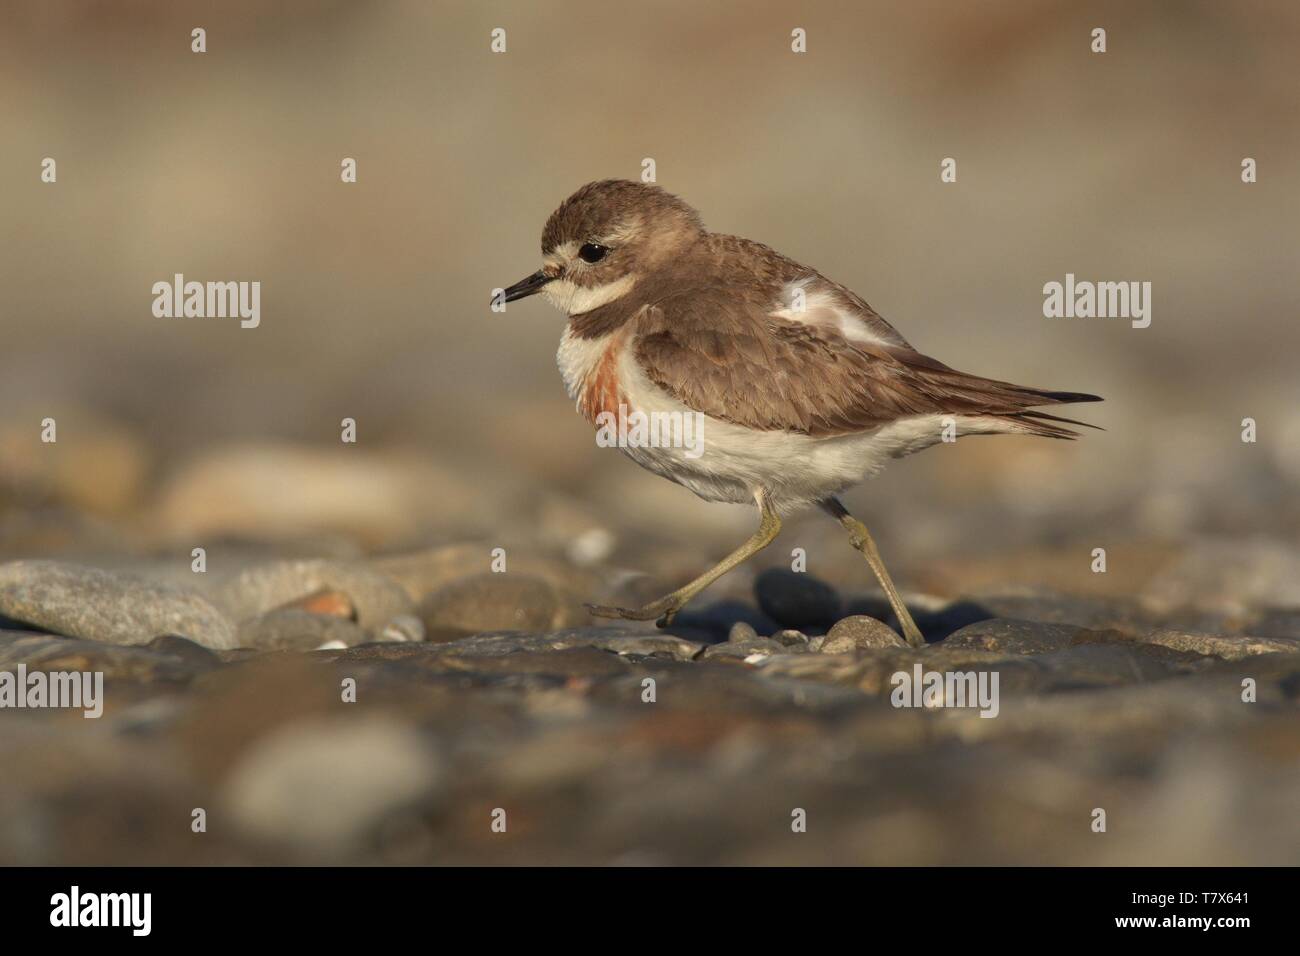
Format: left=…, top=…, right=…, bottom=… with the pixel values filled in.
left=770, top=277, right=896, bottom=348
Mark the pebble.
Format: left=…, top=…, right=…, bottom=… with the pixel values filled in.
left=820, top=615, right=908, bottom=653
left=219, top=716, right=441, bottom=854
left=0, top=560, right=237, bottom=649
left=727, top=621, right=758, bottom=643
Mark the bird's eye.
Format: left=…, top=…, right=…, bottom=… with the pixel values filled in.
left=578, top=242, right=609, bottom=263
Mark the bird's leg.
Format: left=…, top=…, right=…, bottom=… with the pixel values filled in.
left=587, top=492, right=782, bottom=628
left=819, top=497, right=925, bottom=647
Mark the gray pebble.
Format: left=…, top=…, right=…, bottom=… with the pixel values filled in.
left=0, top=560, right=237, bottom=650
left=727, top=621, right=758, bottom=643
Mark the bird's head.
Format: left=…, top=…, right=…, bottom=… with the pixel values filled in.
left=500, top=179, right=704, bottom=316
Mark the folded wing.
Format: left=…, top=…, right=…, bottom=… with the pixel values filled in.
left=632, top=291, right=1101, bottom=439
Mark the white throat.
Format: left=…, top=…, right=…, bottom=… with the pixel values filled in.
left=543, top=274, right=636, bottom=316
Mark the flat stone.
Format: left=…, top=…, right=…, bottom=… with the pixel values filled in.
left=1132, top=629, right=1300, bottom=661
left=850, top=646, right=1052, bottom=698
left=754, top=569, right=841, bottom=629
left=430, top=626, right=704, bottom=662
left=1026, top=643, right=1193, bottom=689
left=942, top=618, right=1089, bottom=655
left=821, top=615, right=908, bottom=653
left=0, top=560, right=237, bottom=649
left=0, top=629, right=216, bottom=683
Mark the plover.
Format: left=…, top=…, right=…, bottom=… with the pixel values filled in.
left=501, top=180, right=1100, bottom=646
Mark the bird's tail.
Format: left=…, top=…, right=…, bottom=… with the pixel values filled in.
left=988, top=387, right=1103, bottom=440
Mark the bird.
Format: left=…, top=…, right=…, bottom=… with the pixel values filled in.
left=499, top=179, right=1100, bottom=646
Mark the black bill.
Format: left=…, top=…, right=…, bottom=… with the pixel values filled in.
left=500, top=269, right=554, bottom=303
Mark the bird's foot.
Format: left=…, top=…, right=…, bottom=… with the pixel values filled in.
left=585, top=598, right=684, bottom=629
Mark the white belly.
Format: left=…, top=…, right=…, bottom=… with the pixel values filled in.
left=557, top=326, right=1005, bottom=514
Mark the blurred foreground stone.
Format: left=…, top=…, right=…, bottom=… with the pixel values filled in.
left=0, top=535, right=1297, bottom=865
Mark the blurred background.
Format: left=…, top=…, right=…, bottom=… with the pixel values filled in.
left=0, top=1, right=1298, bottom=866
left=2, top=0, right=1298, bottom=566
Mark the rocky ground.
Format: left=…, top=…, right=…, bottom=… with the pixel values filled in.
left=2, top=518, right=1299, bottom=865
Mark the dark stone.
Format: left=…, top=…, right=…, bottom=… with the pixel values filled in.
left=755, top=569, right=841, bottom=629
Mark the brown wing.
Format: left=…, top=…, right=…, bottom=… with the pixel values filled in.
left=631, top=295, right=1100, bottom=439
